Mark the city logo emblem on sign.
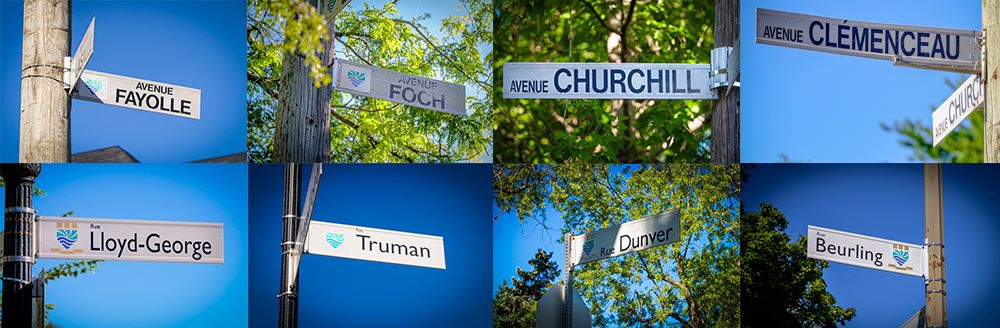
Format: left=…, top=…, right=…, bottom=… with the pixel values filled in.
left=888, top=244, right=913, bottom=271
left=347, top=70, right=366, bottom=87
left=83, top=76, right=108, bottom=100
left=53, top=222, right=83, bottom=254
left=582, top=240, right=595, bottom=256
left=893, top=247, right=909, bottom=266
left=326, top=232, right=345, bottom=249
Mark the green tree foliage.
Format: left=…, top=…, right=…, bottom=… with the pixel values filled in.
left=493, top=249, right=560, bottom=328
left=247, top=0, right=493, bottom=162
left=741, top=203, right=855, bottom=327
left=494, top=0, right=715, bottom=163
left=494, top=164, right=739, bottom=327
left=882, top=75, right=984, bottom=162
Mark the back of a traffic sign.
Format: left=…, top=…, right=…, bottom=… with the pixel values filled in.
left=535, top=283, right=591, bottom=328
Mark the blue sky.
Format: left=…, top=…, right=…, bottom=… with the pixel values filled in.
left=248, top=163, right=492, bottom=327
left=1, top=1, right=247, bottom=162
left=741, top=0, right=982, bottom=162
left=0, top=164, right=248, bottom=327
left=743, top=164, right=1000, bottom=326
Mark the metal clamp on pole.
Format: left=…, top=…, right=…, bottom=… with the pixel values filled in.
left=2, top=255, right=35, bottom=264
left=276, top=291, right=297, bottom=299
left=5, top=206, right=37, bottom=215
left=1, top=276, right=31, bottom=285
left=926, top=289, right=947, bottom=295
left=925, top=242, right=945, bottom=248
left=924, top=277, right=946, bottom=285
left=709, top=47, right=733, bottom=89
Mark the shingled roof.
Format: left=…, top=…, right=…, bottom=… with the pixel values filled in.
left=71, top=146, right=139, bottom=163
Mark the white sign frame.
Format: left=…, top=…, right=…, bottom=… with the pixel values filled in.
left=807, top=225, right=925, bottom=277
left=756, top=8, right=981, bottom=73
left=932, top=74, right=984, bottom=146
left=503, top=62, right=717, bottom=100
left=570, top=210, right=681, bottom=266
left=304, top=220, right=446, bottom=270
left=37, top=216, right=224, bottom=264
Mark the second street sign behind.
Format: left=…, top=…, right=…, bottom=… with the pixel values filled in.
left=503, top=62, right=716, bottom=100
left=932, top=74, right=984, bottom=146
left=304, top=220, right=446, bottom=270
left=334, top=59, right=467, bottom=116
left=807, top=225, right=925, bottom=277
left=37, top=216, right=224, bottom=264
left=756, top=8, right=981, bottom=72
left=571, top=210, right=681, bottom=265
left=72, top=69, right=202, bottom=120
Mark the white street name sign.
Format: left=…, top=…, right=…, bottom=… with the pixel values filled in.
left=807, top=225, right=924, bottom=277
left=72, top=69, right=201, bottom=120
left=570, top=210, right=681, bottom=265
left=304, top=220, right=446, bottom=270
left=503, top=62, right=716, bottom=100
left=37, top=216, right=224, bottom=264
left=756, top=8, right=981, bottom=72
left=321, top=0, right=351, bottom=19
left=932, top=74, right=984, bottom=146
left=69, top=17, right=95, bottom=90
left=334, top=59, right=466, bottom=116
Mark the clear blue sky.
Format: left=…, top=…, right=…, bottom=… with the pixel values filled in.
left=743, top=164, right=1000, bottom=326
left=741, top=0, right=982, bottom=162
left=248, top=163, right=492, bottom=327
left=1, top=1, right=247, bottom=162
left=0, top=164, right=249, bottom=327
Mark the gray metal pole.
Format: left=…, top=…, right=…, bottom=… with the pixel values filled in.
left=924, top=163, right=946, bottom=327
left=279, top=163, right=302, bottom=328
left=20, top=0, right=71, bottom=162
left=563, top=232, right=573, bottom=328
left=32, top=269, right=46, bottom=328
left=1, top=164, right=41, bottom=326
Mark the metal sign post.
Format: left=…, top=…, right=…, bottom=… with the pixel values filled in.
left=1, top=164, right=41, bottom=326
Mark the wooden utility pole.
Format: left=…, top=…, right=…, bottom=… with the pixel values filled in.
left=278, top=163, right=302, bottom=328
left=985, top=0, right=1000, bottom=162
left=273, top=0, right=333, bottom=163
left=20, top=0, right=71, bottom=162
left=711, top=0, right=739, bottom=164
left=924, top=163, right=946, bottom=327
left=1, top=164, right=41, bottom=326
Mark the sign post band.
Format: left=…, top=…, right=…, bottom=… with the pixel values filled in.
left=806, top=225, right=925, bottom=277
left=36, top=216, right=224, bottom=264
left=503, top=62, right=716, bottom=100
left=756, top=8, right=981, bottom=73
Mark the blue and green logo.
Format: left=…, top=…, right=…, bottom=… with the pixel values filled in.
left=583, top=240, right=595, bottom=256
left=892, top=249, right=909, bottom=266
left=83, top=78, right=103, bottom=94
left=56, top=228, right=78, bottom=249
left=347, top=70, right=366, bottom=87
left=326, top=232, right=345, bottom=249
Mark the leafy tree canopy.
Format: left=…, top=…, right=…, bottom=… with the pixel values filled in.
left=493, top=249, right=560, bottom=328
left=741, top=203, right=855, bottom=328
